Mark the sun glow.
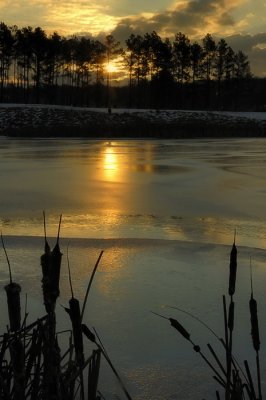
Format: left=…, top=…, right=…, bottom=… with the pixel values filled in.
left=102, top=144, right=119, bottom=181
left=105, top=61, right=118, bottom=74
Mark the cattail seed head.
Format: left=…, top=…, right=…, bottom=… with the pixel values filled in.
left=228, top=242, right=237, bottom=296
left=249, top=295, right=260, bottom=352
left=5, top=282, right=21, bottom=332
left=169, top=318, right=190, bottom=340
left=69, top=297, right=84, bottom=364
left=81, top=324, right=96, bottom=342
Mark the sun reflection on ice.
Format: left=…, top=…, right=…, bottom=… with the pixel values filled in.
left=102, top=143, right=119, bottom=181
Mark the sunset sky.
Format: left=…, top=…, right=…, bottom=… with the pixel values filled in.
left=1, top=0, right=265, bottom=76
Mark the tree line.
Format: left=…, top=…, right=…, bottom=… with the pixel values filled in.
left=0, top=21, right=264, bottom=110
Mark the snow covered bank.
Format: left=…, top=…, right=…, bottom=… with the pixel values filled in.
left=0, top=104, right=266, bottom=137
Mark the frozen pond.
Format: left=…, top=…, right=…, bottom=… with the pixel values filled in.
left=1, top=137, right=266, bottom=399
left=1, top=137, right=266, bottom=247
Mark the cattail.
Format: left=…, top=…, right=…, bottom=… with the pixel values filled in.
left=228, top=301, right=235, bottom=332
left=169, top=318, right=190, bottom=340
left=67, top=246, right=84, bottom=365
left=40, top=213, right=62, bottom=313
left=50, top=214, right=62, bottom=301
left=5, top=283, right=21, bottom=332
left=249, top=295, right=260, bottom=352
left=152, top=311, right=226, bottom=389
left=1, top=233, right=21, bottom=332
left=40, top=211, right=54, bottom=313
left=69, top=297, right=84, bottom=364
left=151, top=312, right=191, bottom=341
left=249, top=260, right=260, bottom=352
left=40, top=211, right=52, bottom=277
left=228, top=232, right=237, bottom=296
left=82, top=324, right=96, bottom=343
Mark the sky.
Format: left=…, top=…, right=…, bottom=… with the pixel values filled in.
left=1, top=0, right=266, bottom=77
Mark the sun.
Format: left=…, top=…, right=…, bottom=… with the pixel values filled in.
left=105, top=62, right=118, bottom=74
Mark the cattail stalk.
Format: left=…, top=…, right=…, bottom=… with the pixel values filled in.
left=249, top=260, right=262, bottom=400
left=10, top=335, right=25, bottom=400
left=40, top=211, right=53, bottom=313
left=227, top=298, right=235, bottom=398
left=223, top=296, right=231, bottom=400
left=244, top=360, right=256, bottom=400
left=1, top=233, right=21, bottom=332
left=50, top=214, right=62, bottom=302
left=228, top=233, right=237, bottom=296
left=81, top=250, right=104, bottom=321
left=152, top=312, right=226, bottom=387
left=226, top=233, right=237, bottom=400
left=207, top=343, right=226, bottom=377
left=93, top=327, right=133, bottom=400
left=66, top=247, right=85, bottom=400
left=87, top=349, right=101, bottom=400
left=216, top=390, right=221, bottom=400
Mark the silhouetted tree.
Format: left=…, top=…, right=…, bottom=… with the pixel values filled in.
left=190, top=42, right=203, bottom=83
left=234, top=50, right=251, bottom=79
left=232, top=50, right=251, bottom=110
left=214, top=38, right=230, bottom=108
left=0, top=21, right=258, bottom=110
left=13, top=26, right=34, bottom=102
left=30, top=27, right=48, bottom=103
left=124, top=34, right=137, bottom=106
left=0, top=22, right=14, bottom=101
left=172, top=32, right=191, bottom=83
left=202, top=33, right=216, bottom=80
left=124, top=34, right=149, bottom=107
left=91, top=40, right=106, bottom=106
left=44, top=33, right=63, bottom=86
left=189, top=42, right=204, bottom=107
left=172, top=32, right=191, bottom=108
left=104, top=34, right=121, bottom=106
left=224, top=46, right=235, bottom=80
left=202, top=33, right=216, bottom=108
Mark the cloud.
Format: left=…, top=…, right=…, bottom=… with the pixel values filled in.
left=185, top=0, right=218, bottom=14
left=1, top=0, right=265, bottom=75
left=251, top=48, right=266, bottom=77
left=0, top=0, right=119, bottom=35
left=108, top=0, right=266, bottom=76
left=218, top=12, right=235, bottom=26
left=224, top=33, right=266, bottom=76
left=0, top=0, right=261, bottom=39
left=225, top=32, right=266, bottom=52
left=111, top=0, right=242, bottom=42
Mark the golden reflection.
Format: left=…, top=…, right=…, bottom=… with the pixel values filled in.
left=95, top=247, right=135, bottom=297
left=162, top=215, right=266, bottom=248
left=99, top=141, right=157, bottom=182
left=102, top=144, right=119, bottom=181
left=163, top=216, right=233, bottom=245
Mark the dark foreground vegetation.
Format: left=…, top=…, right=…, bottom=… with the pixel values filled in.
left=154, top=237, right=263, bottom=400
left=0, top=216, right=133, bottom=400
left=0, top=22, right=265, bottom=111
left=0, top=213, right=264, bottom=399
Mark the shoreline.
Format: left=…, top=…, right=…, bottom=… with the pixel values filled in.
left=0, top=104, right=266, bottom=138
